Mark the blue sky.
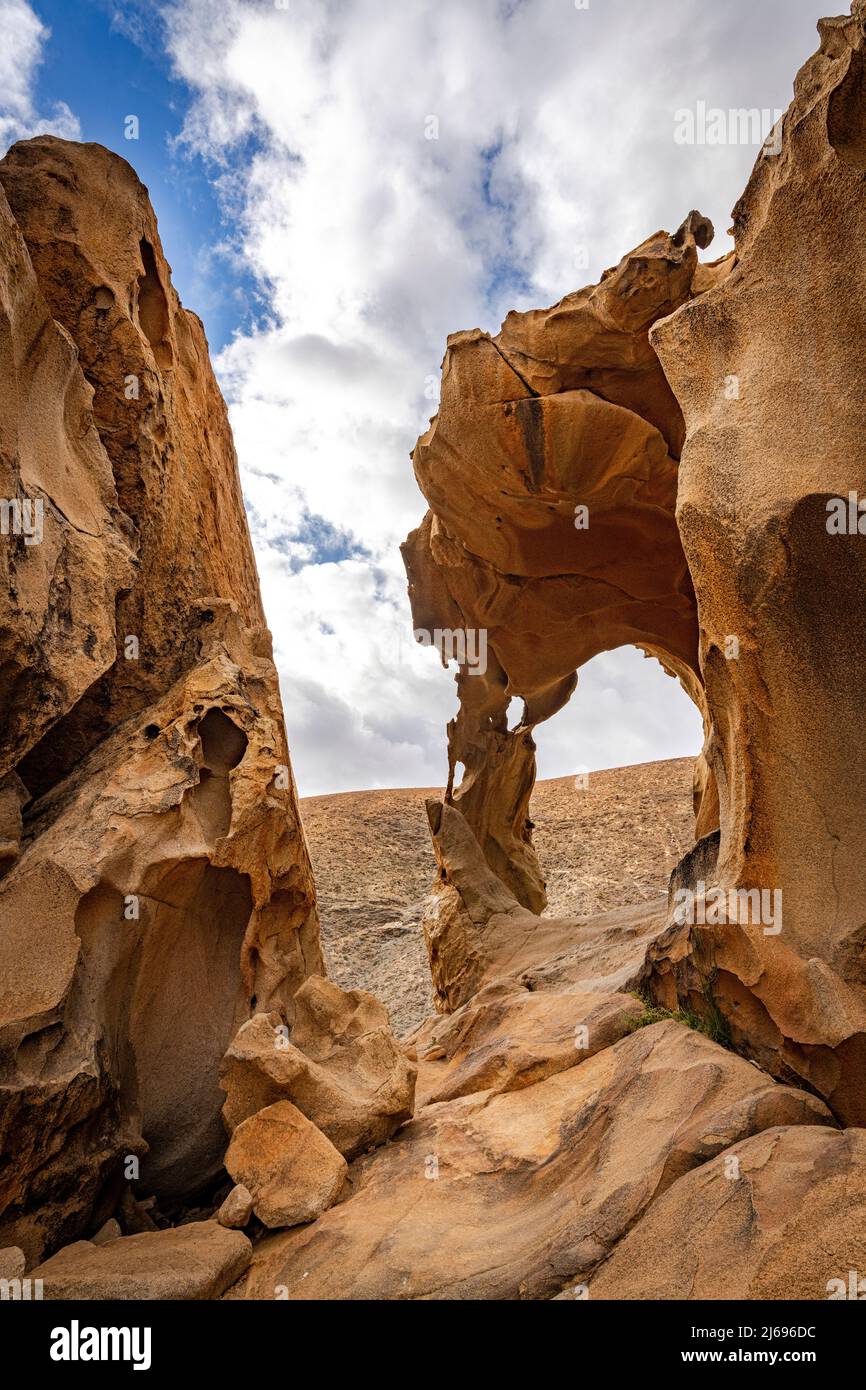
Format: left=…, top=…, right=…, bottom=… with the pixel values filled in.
left=29, top=0, right=257, bottom=350
left=0, top=0, right=832, bottom=795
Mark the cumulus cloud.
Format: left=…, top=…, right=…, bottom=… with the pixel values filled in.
left=0, top=0, right=80, bottom=151
left=158, top=0, right=828, bottom=795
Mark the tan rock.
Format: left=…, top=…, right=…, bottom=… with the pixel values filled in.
left=225, top=1101, right=347, bottom=1230
left=220, top=977, right=416, bottom=1157
left=589, top=1126, right=866, bottom=1301
left=31, top=1221, right=251, bottom=1300
left=91, top=1219, right=121, bottom=1246
left=0, top=181, right=135, bottom=783
left=241, top=1021, right=832, bottom=1300
left=412, top=979, right=643, bottom=1105
left=420, top=796, right=668, bottom=1011
left=217, top=1185, right=254, bottom=1230
left=644, top=3, right=866, bottom=1097
left=402, top=213, right=721, bottom=920
left=0, top=139, right=321, bottom=1265
left=0, top=137, right=265, bottom=775
left=0, top=1245, right=25, bottom=1280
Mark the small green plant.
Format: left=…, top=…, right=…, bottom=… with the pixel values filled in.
left=626, top=988, right=732, bottom=1049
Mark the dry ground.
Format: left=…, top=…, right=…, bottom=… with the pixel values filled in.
left=301, top=756, right=696, bottom=1035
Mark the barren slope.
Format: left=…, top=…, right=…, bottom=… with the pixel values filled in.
left=302, top=756, right=695, bottom=1034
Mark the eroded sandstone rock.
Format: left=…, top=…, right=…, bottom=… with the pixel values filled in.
left=239, top=1021, right=832, bottom=1300
left=402, top=212, right=725, bottom=922
left=225, top=1101, right=347, bottom=1229
left=31, top=1221, right=251, bottom=1300
left=220, top=978, right=416, bottom=1158
left=0, top=139, right=321, bottom=1265
left=409, top=977, right=643, bottom=1105
left=217, top=1185, right=254, bottom=1231
left=642, top=1, right=866, bottom=1112
left=589, top=1125, right=866, bottom=1301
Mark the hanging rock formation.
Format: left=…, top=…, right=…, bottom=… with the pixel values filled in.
left=403, top=2, right=866, bottom=1130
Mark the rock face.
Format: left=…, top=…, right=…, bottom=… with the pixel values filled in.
left=402, top=210, right=726, bottom=929
left=0, top=138, right=321, bottom=1265
left=240, top=1021, right=832, bottom=1300
left=641, top=1, right=866, bottom=1117
left=401, top=3, right=866, bottom=1139
left=589, top=1126, right=866, bottom=1301
left=402, top=217, right=732, bottom=1006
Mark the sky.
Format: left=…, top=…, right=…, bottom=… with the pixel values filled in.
left=0, top=0, right=832, bottom=795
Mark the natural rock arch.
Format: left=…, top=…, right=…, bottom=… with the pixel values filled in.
left=402, top=211, right=727, bottom=920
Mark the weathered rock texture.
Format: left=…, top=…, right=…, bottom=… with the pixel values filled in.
left=589, top=1125, right=866, bottom=1300
left=402, top=210, right=727, bottom=932
left=220, top=979, right=416, bottom=1158
left=640, top=1, right=866, bottom=1121
left=224, top=1100, right=347, bottom=1229
left=0, top=138, right=321, bottom=1264
left=402, top=3, right=866, bottom=1143
left=402, top=215, right=732, bottom=1005
left=32, top=1220, right=251, bottom=1300
left=239, top=1021, right=832, bottom=1300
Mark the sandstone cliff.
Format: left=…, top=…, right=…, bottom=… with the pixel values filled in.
left=0, top=138, right=323, bottom=1262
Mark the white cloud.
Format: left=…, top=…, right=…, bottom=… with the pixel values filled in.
left=0, top=0, right=80, bottom=152
left=160, top=0, right=828, bottom=795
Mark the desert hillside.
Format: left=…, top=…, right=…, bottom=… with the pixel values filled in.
left=303, top=756, right=695, bottom=1033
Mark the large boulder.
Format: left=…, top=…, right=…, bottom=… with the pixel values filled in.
left=225, top=1101, right=347, bottom=1229
left=220, top=977, right=417, bottom=1158
left=32, top=1221, right=251, bottom=1300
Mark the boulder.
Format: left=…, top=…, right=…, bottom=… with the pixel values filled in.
left=217, top=1185, right=254, bottom=1230
left=225, top=1102, right=347, bottom=1229
left=31, top=1221, right=251, bottom=1300
left=220, top=977, right=416, bottom=1158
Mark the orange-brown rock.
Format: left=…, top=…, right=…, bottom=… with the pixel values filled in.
left=402, top=212, right=726, bottom=920
left=642, top=1, right=866, bottom=1115
left=32, top=1220, right=252, bottom=1301
left=238, top=1021, right=831, bottom=1301
left=0, top=137, right=265, bottom=792
left=220, top=979, right=416, bottom=1159
left=224, top=1100, right=347, bottom=1229
left=421, top=794, right=668, bottom=1011
left=409, top=978, right=643, bottom=1105
left=0, top=139, right=320, bottom=1265
left=589, top=1125, right=866, bottom=1301
left=0, top=180, right=135, bottom=778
